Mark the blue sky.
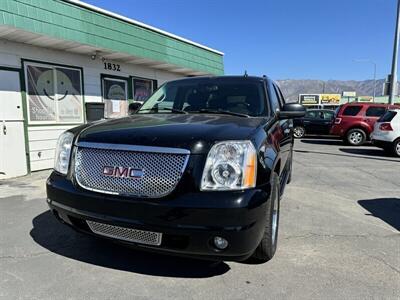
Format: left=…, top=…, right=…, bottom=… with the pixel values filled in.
left=86, top=0, right=397, bottom=81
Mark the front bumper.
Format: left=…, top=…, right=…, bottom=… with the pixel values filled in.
left=371, top=139, right=393, bottom=149
left=46, top=172, right=270, bottom=261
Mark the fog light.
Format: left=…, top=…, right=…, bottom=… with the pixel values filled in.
left=213, top=236, right=228, bottom=250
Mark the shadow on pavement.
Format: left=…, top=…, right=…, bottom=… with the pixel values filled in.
left=300, top=139, right=343, bottom=146
left=339, top=147, right=390, bottom=157
left=358, top=198, right=400, bottom=231
left=294, top=149, right=400, bottom=163
left=30, top=210, right=230, bottom=278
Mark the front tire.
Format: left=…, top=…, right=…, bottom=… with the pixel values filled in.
left=293, top=126, right=305, bottom=138
left=346, top=128, right=366, bottom=146
left=251, top=172, right=280, bottom=262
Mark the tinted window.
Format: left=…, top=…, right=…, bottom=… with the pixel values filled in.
left=305, top=111, right=319, bottom=118
left=365, top=106, right=386, bottom=117
left=139, top=79, right=267, bottom=117
left=268, top=82, right=280, bottom=113
left=323, top=111, right=334, bottom=120
left=379, top=110, right=397, bottom=122
left=273, top=83, right=285, bottom=107
left=342, top=106, right=362, bottom=116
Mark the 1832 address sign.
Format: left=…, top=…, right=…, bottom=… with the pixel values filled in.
left=104, top=62, right=121, bottom=72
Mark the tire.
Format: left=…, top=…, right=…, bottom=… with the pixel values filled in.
left=346, top=128, right=366, bottom=146
left=252, top=172, right=280, bottom=262
left=392, top=139, right=400, bottom=157
left=293, top=126, right=305, bottom=138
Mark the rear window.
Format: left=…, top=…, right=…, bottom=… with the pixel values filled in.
left=342, top=106, right=362, bottom=116
left=366, top=106, right=386, bottom=117
left=379, top=110, right=397, bottom=122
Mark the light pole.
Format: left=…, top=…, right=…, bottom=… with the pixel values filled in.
left=389, top=0, right=400, bottom=104
left=354, top=59, right=377, bottom=102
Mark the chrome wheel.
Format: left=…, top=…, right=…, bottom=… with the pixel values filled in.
left=349, top=132, right=362, bottom=144
left=347, top=129, right=366, bottom=146
left=293, top=126, right=305, bottom=138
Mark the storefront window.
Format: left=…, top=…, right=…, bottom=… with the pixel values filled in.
left=133, top=78, right=153, bottom=102
left=26, top=63, right=83, bottom=124
left=103, top=77, right=128, bottom=118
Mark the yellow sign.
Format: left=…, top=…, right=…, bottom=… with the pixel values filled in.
left=320, top=94, right=341, bottom=105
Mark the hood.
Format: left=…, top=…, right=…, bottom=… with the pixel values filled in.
left=76, top=114, right=265, bottom=154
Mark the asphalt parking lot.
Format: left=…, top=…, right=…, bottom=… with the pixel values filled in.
left=1, top=138, right=399, bottom=300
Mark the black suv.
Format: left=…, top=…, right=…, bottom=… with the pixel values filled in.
left=47, top=76, right=305, bottom=262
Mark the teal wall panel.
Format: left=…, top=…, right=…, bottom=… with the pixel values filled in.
left=0, top=0, right=224, bottom=75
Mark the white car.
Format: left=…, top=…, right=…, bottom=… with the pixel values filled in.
left=370, top=109, right=400, bottom=157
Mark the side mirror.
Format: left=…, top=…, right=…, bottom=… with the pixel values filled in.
left=128, top=102, right=142, bottom=115
left=278, top=103, right=306, bottom=119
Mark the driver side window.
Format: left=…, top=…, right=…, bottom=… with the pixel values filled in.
left=268, top=81, right=281, bottom=114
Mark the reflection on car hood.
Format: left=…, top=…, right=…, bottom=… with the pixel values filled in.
left=76, top=114, right=266, bottom=154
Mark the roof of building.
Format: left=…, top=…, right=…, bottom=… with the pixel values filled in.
left=66, top=0, right=224, bottom=56
left=0, top=0, right=224, bottom=76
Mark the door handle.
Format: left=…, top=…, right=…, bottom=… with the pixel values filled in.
left=2, top=123, right=6, bottom=135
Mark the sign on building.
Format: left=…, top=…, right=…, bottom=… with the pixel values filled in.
left=357, top=96, right=374, bottom=102
left=342, top=91, right=356, bottom=97
left=320, top=94, right=341, bottom=105
left=299, top=94, right=320, bottom=105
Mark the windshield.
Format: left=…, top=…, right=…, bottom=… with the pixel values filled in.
left=138, top=79, right=267, bottom=117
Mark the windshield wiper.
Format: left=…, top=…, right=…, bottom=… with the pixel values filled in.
left=138, top=108, right=188, bottom=114
left=194, top=109, right=249, bottom=118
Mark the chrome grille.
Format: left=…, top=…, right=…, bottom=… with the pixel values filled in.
left=87, top=220, right=162, bottom=246
left=74, top=143, right=189, bottom=198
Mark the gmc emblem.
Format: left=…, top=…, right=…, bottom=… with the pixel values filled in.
left=102, top=166, right=144, bottom=179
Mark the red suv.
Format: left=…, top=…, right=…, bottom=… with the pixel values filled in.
left=330, top=103, right=400, bottom=146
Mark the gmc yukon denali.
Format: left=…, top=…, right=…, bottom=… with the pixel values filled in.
left=46, top=76, right=305, bottom=262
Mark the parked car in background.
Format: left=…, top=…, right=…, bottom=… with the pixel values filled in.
left=330, top=103, right=400, bottom=146
left=293, top=109, right=335, bottom=138
left=371, top=109, right=400, bottom=157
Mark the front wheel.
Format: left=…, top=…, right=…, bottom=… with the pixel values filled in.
left=293, top=126, right=305, bottom=138
left=346, top=128, right=366, bottom=146
left=251, top=172, right=280, bottom=262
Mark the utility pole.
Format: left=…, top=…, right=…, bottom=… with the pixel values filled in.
left=389, top=0, right=400, bottom=104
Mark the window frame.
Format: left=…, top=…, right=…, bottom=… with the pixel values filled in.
left=23, top=61, right=85, bottom=125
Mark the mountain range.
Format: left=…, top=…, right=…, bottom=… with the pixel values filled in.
left=276, top=79, right=388, bottom=102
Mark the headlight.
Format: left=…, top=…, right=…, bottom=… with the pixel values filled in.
left=201, top=140, right=257, bottom=191
left=54, top=131, right=74, bottom=175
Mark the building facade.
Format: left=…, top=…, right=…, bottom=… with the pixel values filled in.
left=0, top=0, right=224, bottom=178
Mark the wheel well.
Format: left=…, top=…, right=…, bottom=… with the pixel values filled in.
left=345, top=126, right=368, bottom=138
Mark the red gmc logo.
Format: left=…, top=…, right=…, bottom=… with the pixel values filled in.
left=102, top=166, right=144, bottom=179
